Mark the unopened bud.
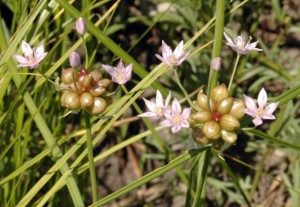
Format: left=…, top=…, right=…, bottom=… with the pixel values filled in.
left=69, top=52, right=81, bottom=68
left=81, top=76, right=95, bottom=91
left=63, top=91, right=80, bottom=110
left=191, top=111, right=211, bottom=123
left=197, top=91, right=209, bottom=110
left=61, top=68, right=78, bottom=84
left=91, top=97, right=107, bottom=115
left=211, top=84, right=229, bottom=103
left=211, top=57, right=222, bottom=71
left=220, top=114, right=240, bottom=131
left=90, top=70, right=102, bottom=82
left=90, top=86, right=106, bottom=96
left=76, top=17, right=86, bottom=35
left=202, top=121, right=221, bottom=140
left=221, top=130, right=237, bottom=144
left=98, top=78, right=112, bottom=88
left=80, top=92, right=94, bottom=108
left=218, top=97, right=234, bottom=114
left=230, top=99, right=246, bottom=119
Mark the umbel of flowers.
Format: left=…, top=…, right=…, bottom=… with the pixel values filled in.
left=190, top=84, right=246, bottom=145
left=58, top=67, right=111, bottom=115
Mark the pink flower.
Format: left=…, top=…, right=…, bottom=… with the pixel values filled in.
left=155, top=40, right=189, bottom=66
left=224, top=32, right=263, bottom=55
left=160, top=98, right=191, bottom=133
left=14, top=41, right=47, bottom=69
left=69, top=52, right=81, bottom=68
left=244, top=88, right=278, bottom=126
left=139, top=90, right=171, bottom=120
left=76, top=17, right=86, bottom=35
left=102, top=60, right=132, bottom=84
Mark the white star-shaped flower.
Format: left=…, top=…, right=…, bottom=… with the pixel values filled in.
left=139, top=90, right=171, bottom=120
left=244, top=88, right=278, bottom=126
left=160, top=98, right=191, bottom=133
left=102, top=60, right=132, bottom=85
left=155, top=40, right=189, bottom=66
left=224, top=32, right=263, bottom=55
left=14, top=41, right=47, bottom=69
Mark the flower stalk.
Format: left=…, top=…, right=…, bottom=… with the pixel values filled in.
left=84, top=111, right=98, bottom=202
left=228, top=54, right=240, bottom=91
left=207, top=0, right=226, bottom=97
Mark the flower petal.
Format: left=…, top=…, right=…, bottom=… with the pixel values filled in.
left=138, top=112, right=159, bottom=118
left=21, top=41, right=33, bottom=57
left=253, top=117, right=263, bottom=126
left=143, top=98, right=156, bottom=112
left=102, top=64, right=114, bottom=76
left=243, top=94, right=257, bottom=112
left=164, top=91, right=172, bottom=107
left=257, top=88, right=268, bottom=109
left=224, top=32, right=234, bottom=45
left=171, top=125, right=181, bottom=134
left=35, top=44, right=45, bottom=59
left=265, top=102, right=278, bottom=114
left=159, top=119, right=172, bottom=127
left=182, top=108, right=191, bottom=120
left=173, top=41, right=184, bottom=58
left=171, top=98, right=181, bottom=113
left=181, top=120, right=190, bottom=128
left=161, top=40, right=173, bottom=58
left=14, top=55, right=27, bottom=64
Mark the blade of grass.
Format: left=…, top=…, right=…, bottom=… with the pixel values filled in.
left=90, top=148, right=208, bottom=207
left=192, top=146, right=211, bottom=207
left=0, top=20, right=84, bottom=207
left=213, top=150, right=251, bottom=207
left=243, top=129, right=300, bottom=152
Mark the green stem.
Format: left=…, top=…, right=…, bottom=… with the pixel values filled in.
left=207, top=0, right=226, bottom=97
left=84, top=111, right=98, bottom=202
left=174, top=69, right=198, bottom=110
left=228, top=54, right=240, bottom=92
left=81, top=36, right=89, bottom=68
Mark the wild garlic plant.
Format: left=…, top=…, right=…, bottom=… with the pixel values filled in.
left=2, top=1, right=300, bottom=207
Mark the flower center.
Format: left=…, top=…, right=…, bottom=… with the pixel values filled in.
left=172, top=114, right=182, bottom=125
left=155, top=107, right=163, bottom=116
left=116, top=73, right=125, bottom=81
left=167, top=55, right=177, bottom=64
left=257, top=108, right=265, bottom=118
left=211, top=111, right=221, bottom=122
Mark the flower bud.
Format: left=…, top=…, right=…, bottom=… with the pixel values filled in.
left=61, top=68, right=78, bottom=84
left=220, top=114, right=240, bottom=131
left=191, top=111, right=211, bottom=123
left=218, top=97, right=234, bottom=114
left=211, top=57, right=222, bottom=71
left=60, top=90, right=68, bottom=107
left=230, top=99, right=246, bottom=119
left=90, top=86, right=106, bottom=96
left=221, top=130, right=237, bottom=144
left=98, top=78, right=111, bottom=88
left=197, top=91, right=208, bottom=110
left=76, top=17, right=86, bottom=35
left=91, top=97, right=107, bottom=115
left=80, top=92, right=94, bottom=108
left=202, top=121, right=221, bottom=140
left=69, top=52, right=81, bottom=68
left=63, top=91, right=80, bottom=110
left=211, top=84, right=228, bottom=103
left=90, top=70, right=102, bottom=82
left=80, top=76, right=95, bottom=91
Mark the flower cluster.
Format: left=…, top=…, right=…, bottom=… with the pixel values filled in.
left=57, top=67, right=111, bottom=114
left=139, top=90, right=191, bottom=134
left=190, top=84, right=246, bottom=145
